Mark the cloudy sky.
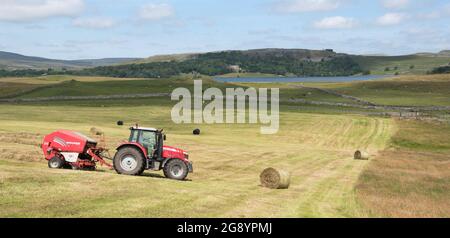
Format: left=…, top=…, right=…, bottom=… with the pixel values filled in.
left=0, top=0, right=449, bottom=59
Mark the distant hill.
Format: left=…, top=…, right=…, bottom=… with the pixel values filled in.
left=0, top=51, right=140, bottom=70
left=415, top=50, right=450, bottom=57
left=129, top=53, right=198, bottom=64
left=1, top=48, right=450, bottom=77
left=69, top=48, right=362, bottom=78
left=122, top=48, right=450, bottom=76
left=437, top=50, right=450, bottom=57
left=123, top=48, right=337, bottom=65
left=350, top=53, right=450, bottom=75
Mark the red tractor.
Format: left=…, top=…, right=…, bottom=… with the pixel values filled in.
left=113, top=126, right=192, bottom=180
left=41, top=126, right=193, bottom=180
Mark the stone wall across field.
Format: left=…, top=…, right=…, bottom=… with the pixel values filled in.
left=0, top=93, right=171, bottom=103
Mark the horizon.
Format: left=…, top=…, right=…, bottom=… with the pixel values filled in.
left=1, top=47, right=450, bottom=61
left=1, top=0, right=449, bottom=60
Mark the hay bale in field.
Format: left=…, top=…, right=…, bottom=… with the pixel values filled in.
left=90, top=127, right=107, bottom=148
left=90, top=127, right=98, bottom=134
left=193, top=128, right=201, bottom=135
left=354, top=150, right=370, bottom=160
left=260, top=168, right=290, bottom=189
left=90, top=127, right=104, bottom=136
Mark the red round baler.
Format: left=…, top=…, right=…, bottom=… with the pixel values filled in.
left=41, top=130, right=112, bottom=170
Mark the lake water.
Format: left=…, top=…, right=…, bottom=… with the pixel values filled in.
left=214, top=75, right=392, bottom=83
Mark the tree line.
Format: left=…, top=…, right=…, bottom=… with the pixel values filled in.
left=429, top=65, right=450, bottom=74
left=0, top=51, right=363, bottom=78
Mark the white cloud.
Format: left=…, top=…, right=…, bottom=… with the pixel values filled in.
left=274, top=0, right=341, bottom=13
left=381, top=0, right=409, bottom=9
left=313, top=16, right=357, bottom=29
left=73, top=17, right=116, bottom=29
left=138, top=3, right=174, bottom=21
left=376, top=12, right=407, bottom=26
left=0, top=0, right=84, bottom=22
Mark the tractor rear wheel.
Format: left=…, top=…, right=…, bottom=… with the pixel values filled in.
left=48, top=156, right=64, bottom=169
left=163, top=159, right=188, bottom=180
left=113, top=147, right=146, bottom=176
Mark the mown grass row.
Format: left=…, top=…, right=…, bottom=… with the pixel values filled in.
left=356, top=120, right=450, bottom=217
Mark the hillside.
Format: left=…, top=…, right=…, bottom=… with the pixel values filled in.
left=352, top=53, right=450, bottom=75
left=101, top=48, right=450, bottom=76
left=129, top=53, right=198, bottom=64
left=0, top=51, right=140, bottom=70
left=416, top=50, right=450, bottom=57
left=1, top=49, right=450, bottom=78
left=72, top=49, right=362, bottom=78
left=125, top=48, right=337, bottom=65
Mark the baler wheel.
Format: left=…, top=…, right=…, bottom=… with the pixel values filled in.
left=113, top=147, right=146, bottom=176
left=163, top=159, right=188, bottom=180
left=48, top=157, right=64, bottom=169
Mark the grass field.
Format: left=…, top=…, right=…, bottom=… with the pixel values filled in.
left=304, top=74, right=450, bottom=106
left=356, top=120, right=450, bottom=217
left=0, top=75, right=153, bottom=98
left=0, top=75, right=448, bottom=217
left=352, top=55, right=450, bottom=75
left=0, top=103, right=394, bottom=217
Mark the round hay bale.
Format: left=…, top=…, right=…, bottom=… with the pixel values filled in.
left=193, top=129, right=201, bottom=135
left=117, top=120, right=124, bottom=126
left=90, top=127, right=98, bottom=134
left=354, top=150, right=370, bottom=160
left=90, top=127, right=104, bottom=136
left=260, top=168, right=290, bottom=189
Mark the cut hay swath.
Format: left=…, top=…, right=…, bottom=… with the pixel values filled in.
left=260, top=168, right=291, bottom=189
left=354, top=150, right=370, bottom=160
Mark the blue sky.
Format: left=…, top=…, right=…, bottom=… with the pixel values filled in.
left=0, top=0, right=449, bottom=59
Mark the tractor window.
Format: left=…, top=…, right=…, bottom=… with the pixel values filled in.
left=139, top=131, right=157, bottom=156
left=129, top=130, right=139, bottom=143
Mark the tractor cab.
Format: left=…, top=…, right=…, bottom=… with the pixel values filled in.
left=128, top=126, right=165, bottom=160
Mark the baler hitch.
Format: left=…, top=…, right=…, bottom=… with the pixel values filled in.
left=87, top=149, right=113, bottom=168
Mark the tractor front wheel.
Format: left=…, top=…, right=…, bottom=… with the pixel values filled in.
left=113, top=147, right=146, bottom=176
left=48, top=156, right=64, bottom=169
left=163, top=159, right=188, bottom=180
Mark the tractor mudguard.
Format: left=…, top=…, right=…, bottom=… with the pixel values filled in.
left=116, top=142, right=148, bottom=158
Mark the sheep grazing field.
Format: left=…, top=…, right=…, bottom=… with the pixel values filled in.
left=0, top=75, right=448, bottom=218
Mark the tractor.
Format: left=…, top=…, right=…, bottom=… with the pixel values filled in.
left=113, top=126, right=193, bottom=180
left=41, top=126, right=193, bottom=180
